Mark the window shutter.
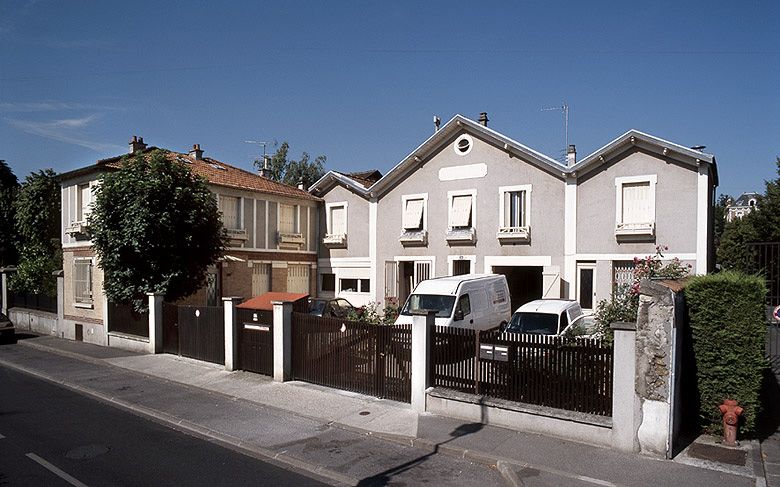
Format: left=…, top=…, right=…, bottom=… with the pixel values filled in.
left=330, top=206, right=346, bottom=235
left=450, top=195, right=472, bottom=228
left=280, top=204, right=296, bottom=233
left=287, top=264, right=310, bottom=293
left=622, top=182, right=651, bottom=224
left=402, top=199, right=424, bottom=230
left=251, top=263, right=271, bottom=296
left=220, top=196, right=239, bottom=229
left=80, top=185, right=92, bottom=221
left=415, top=261, right=431, bottom=285
left=74, top=260, right=92, bottom=304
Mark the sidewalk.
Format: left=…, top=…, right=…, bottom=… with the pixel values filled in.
left=0, top=335, right=766, bottom=486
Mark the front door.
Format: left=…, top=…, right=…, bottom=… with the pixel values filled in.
left=577, top=263, right=596, bottom=311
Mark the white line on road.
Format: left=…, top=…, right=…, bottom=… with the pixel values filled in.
left=25, top=452, right=89, bottom=487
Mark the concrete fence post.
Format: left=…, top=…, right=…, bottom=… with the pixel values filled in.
left=610, top=321, right=639, bottom=452
left=1, top=267, right=16, bottom=316
left=147, top=293, right=164, bottom=354
left=272, top=301, right=293, bottom=382
left=223, top=297, right=241, bottom=371
left=411, top=310, right=434, bottom=413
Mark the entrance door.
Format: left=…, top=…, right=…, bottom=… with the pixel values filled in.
left=577, top=263, right=596, bottom=311
left=397, top=260, right=432, bottom=306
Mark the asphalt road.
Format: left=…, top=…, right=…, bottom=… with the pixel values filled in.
left=0, top=366, right=327, bottom=487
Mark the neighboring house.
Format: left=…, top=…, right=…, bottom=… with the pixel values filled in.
left=726, top=192, right=759, bottom=222
left=59, top=137, right=320, bottom=344
left=310, top=114, right=717, bottom=312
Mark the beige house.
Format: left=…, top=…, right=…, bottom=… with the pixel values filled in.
left=59, top=137, right=320, bottom=345
left=311, top=113, right=718, bottom=312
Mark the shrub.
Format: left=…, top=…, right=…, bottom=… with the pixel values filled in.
left=685, top=271, right=767, bottom=435
left=347, top=301, right=399, bottom=325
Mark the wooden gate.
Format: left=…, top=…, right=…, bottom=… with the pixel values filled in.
left=236, top=308, right=274, bottom=376
left=291, top=313, right=412, bottom=403
left=164, top=305, right=224, bottom=365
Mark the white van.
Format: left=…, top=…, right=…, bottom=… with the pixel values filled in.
left=394, top=274, right=511, bottom=330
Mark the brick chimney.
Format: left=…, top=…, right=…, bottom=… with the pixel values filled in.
left=129, top=136, right=147, bottom=153
left=259, top=155, right=271, bottom=178
left=478, top=112, right=489, bottom=127
left=566, top=144, right=576, bottom=167
left=189, top=144, right=203, bottom=160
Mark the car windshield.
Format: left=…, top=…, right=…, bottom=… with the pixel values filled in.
left=400, top=294, right=456, bottom=318
left=506, top=312, right=559, bottom=335
left=308, top=300, right=327, bottom=315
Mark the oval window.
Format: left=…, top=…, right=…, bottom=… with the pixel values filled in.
left=453, top=134, right=473, bottom=156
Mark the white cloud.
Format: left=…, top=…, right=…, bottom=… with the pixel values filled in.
left=6, top=115, right=124, bottom=153
left=0, top=101, right=122, bottom=112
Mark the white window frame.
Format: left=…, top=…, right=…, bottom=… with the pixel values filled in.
left=338, top=277, right=371, bottom=294
left=447, top=255, right=476, bottom=275
left=401, top=193, right=428, bottom=231
left=325, top=201, right=348, bottom=236
left=614, top=174, right=657, bottom=236
left=73, top=258, right=93, bottom=308
left=218, top=194, right=243, bottom=231
left=447, top=189, right=477, bottom=231
left=498, top=184, right=532, bottom=236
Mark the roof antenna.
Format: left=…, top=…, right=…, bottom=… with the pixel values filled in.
left=245, top=139, right=270, bottom=176
left=541, top=102, right=569, bottom=162
left=433, top=115, right=441, bottom=132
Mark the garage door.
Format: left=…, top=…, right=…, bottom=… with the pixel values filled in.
left=287, top=264, right=310, bottom=294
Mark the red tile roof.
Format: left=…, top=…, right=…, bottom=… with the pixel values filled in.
left=237, top=292, right=309, bottom=310
left=92, top=147, right=321, bottom=201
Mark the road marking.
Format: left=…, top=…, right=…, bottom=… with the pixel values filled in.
left=0, top=433, right=5, bottom=439
left=25, top=452, right=89, bottom=487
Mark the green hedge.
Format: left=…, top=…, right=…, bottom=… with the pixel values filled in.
left=685, top=271, right=767, bottom=435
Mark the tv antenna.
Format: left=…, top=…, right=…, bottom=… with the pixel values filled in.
left=541, top=102, right=569, bottom=154
left=244, top=139, right=269, bottom=160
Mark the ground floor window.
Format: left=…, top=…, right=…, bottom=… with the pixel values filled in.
left=339, top=278, right=370, bottom=293
left=321, top=273, right=336, bottom=293
left=73, top=258, right=93, bottom=306
left=251, top=263, right=271, bottom=297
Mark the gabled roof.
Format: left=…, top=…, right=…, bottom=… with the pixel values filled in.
left=732, top=192, right=760, bottom=207
left=570, top=129, right=718, bottom=185
left=60, top=145, right=321, bottom=201
left=310, top=114, right=718, bottom=199
left=341, top=169, right=382, bottom=188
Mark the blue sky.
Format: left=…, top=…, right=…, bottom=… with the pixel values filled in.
left=1, top=1, right=777, bottom=197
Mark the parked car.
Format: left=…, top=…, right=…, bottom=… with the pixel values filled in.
left=308, top=297, right=355, bottom=319
left=394, top=274, right=511, bottom=331
left=503, top=299, right=585, bottom=336
left=0, top=312, right=16, bottom=344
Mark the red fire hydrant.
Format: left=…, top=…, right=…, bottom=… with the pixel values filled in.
left=719, top=399, right=743, bottom=447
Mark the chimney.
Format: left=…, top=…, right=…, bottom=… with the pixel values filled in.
left=297, top=180, right=305, bottom=190
left=566, top=144, right=576, bottom=167
left=433, top=115, right=441, bottom=132
left=259, top=155, right=271, bottom=178
left=129, top=135, right=147, bottom=153
left=478, top=112, right=489, bottom=127
left=189, top=144, right=203, bottom=160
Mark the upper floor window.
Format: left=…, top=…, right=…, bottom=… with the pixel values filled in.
left=399, top=193, right=428, bottom=246
left=497, top=184, right=531, bottom=243
left=279, top=203, right=299, bottom=234
left=446, top=190, right=476, bottom=244
left=219, top=196, right=241, bottom=230
left=614, top=175, right=657, bottom=238
left=73, top=258, right=93, bottom=307
left=323, top=202, right=347, bottom=247
left=402, top=197, right=425, bottom=231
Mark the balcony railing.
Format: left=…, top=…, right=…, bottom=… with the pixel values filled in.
left=497, top=226, right=530, bottom=243
left=322, top=233, right=347, bottom=247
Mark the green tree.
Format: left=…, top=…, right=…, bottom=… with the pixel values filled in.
left=89, top=150, right=227, bottom=309
left=11, top=169, right=61, bottom=295
left=750, top=157, right=780, bottom=241
left=713, top=193, right=731, bottom=251
left=0, top=160, right=19, bottom=266
left=255, top=142, right=326, bottom=189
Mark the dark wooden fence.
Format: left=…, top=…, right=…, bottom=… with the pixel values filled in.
left=291, top=312, right=412, bottom=403
left=8, top=292, right=57, bottom=313
left=176, top=305, right=224, bottom=364
left=236, top=308, right=274, bottom=376
left=107, top=301, right=149, bottom=337
left=162, top=302, right=179, bottom=354
left=431, top=327, right=614, bottom=417
left=749, top=242, right=780, bottom=306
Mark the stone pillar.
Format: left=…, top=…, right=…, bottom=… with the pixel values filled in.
left=147, top=293, right=164, bottom=354
left=610, top=321, right=639, bottom=452
left=272, top=300, right=293, bottom=381
left=411, top=311, right=435, bottom=413
left=1, top=267, right=16, bottom=315
left=223, top=297, right=241, bottom=371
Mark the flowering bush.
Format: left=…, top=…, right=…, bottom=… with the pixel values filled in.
left=593, top=245, right=691, bottom=340
left=346, top=300, right=400, bottom=325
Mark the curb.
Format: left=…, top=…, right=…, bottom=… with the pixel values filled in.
left=0, top=357, right=357, bottom=487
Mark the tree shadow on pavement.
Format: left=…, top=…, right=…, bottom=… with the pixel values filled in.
left=757, top=366, right=780, bottom=442
left=356, top=401, right=487, bottom=486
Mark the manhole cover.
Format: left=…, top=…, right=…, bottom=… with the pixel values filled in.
left=686, top=442, right=746, bottom=466
left=359, top=411, right=371, bottom=416
left=66, top=444, right=110, bottom=460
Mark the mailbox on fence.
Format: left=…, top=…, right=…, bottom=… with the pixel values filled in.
left=479, top=343, right=509, bottom=362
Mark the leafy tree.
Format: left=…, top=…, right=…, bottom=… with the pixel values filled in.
left=0, top=160, right=19, bottom=266
left=713, top=193, right=731, bottom=251
left=750, top=157, right=780, bottom=241
left=89, top=150, right=227, bottom=309
left=255, top=141, right=326, bottom=189
left=11, top=169, right=61, bottom=295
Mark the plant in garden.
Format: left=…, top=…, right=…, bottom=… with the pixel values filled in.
left=347, top=300, right=400, bottom=325
left=11, top=169, right=61, bottom=295
left=89, top=150, right=227, bottom=309
left=0, top=160, right=19, bottom=266
left=593, top=245, right=692, bottom=340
